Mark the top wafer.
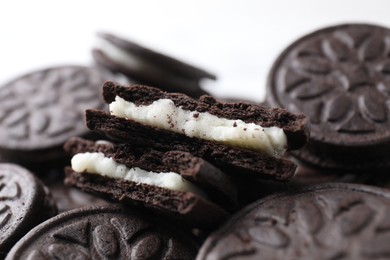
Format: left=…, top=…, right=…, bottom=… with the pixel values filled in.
left=267, top=24, right=390, bottom=171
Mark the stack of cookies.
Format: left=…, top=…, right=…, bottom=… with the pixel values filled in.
left=63, top=80, right=310, bottom=229
left=2, top=24, right=390, bottom=260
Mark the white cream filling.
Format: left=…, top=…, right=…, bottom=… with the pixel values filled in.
left=96, top=37, right=165, bottom=76
left=71, top=152, right=206, bottom=198
left=109, top=97, right=287, bottom=156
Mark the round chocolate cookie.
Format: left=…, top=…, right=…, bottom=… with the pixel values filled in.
left=6, top=206, right=198, bottom=259
left=267, top=24, right=390, bottom=171
left=0, top=163, right=57, bottom=258
left=93, top=32, right=215, bottom=97
left=0, top=65, right=107, bottom=165
left=197, top=183, right=390, bottom=260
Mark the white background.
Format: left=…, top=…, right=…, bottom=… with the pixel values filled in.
left=1, top=0, right=390, bottom=102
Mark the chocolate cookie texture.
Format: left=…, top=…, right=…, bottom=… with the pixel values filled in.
left=93, top=32, right=215, bottom=97
left=102, top=81, right=308, bottom=151
left=0, top=66, right=106, bottom=164
left=267, top=24, right=390, bottom=171
left=6, top=206, right=198, bottom=260
left=64, top=137, right=232, bottom=229
left=197, top=183, right=390, bottom=260
left=0, top=164, right=57, bottom=258
left=86, top=81, right=309, bottom=181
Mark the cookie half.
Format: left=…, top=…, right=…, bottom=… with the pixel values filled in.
left=6, top=206, right=199, bottom=259
left=64, top=137, right=233, bottom=229
left=86, top=81, right=309, bottom=180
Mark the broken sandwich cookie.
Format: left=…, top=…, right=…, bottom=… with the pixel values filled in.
left=86, top=81, right=310, bottom=181
left=64, top=137, right=235, bottom=229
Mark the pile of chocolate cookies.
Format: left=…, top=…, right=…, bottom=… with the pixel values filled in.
left=1, top=24, right=390, bottom=260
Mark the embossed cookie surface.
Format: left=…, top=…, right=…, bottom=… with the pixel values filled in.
left=0, top=164, right=56, bottom=258
left=267, top=24, right=390, bottom=170
left=197, top=183, right=390, bottom=260
left=6, top=206, right=198, bottom=259
left=0, top=66, right=106, bottom=163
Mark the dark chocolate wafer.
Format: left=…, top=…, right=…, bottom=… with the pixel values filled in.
left=267, top=23, right=390, bottom=171
left=197, top=183, right=390, bottom=260
left=64, top=137, right=232, bottom=229
left=0, top=163, right=57, bottom=258
left=0, top=65, right=107, bottom=165
left=6, top=206, right=199, bottom=259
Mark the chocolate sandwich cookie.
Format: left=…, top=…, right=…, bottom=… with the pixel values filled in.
left=0, top=65, right=107, bottom=166
left=93, top=32, right=215, bottom=97
left=0, top=163, right=57, bottom=258
left=267, top=24, right=390, bottom=171
left=64, top=137, right=234, bottom=229
left=6, top=206, right=199, bottom=259
left=197, top=183, right=390, bottom=260
left=86, top=81, right=309, bottom=181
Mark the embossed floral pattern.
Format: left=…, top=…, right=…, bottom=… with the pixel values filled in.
left=0, top=66, right=105, bottom=149
left=200, top=185, right=390, bottom=260
left=15, top=209, right=196, bottom=259
left=28, top=217, right=163, bottom=259
left=0, top=174, right=22, bottom=231
left=0, top=164, right=39, bottom=257
left=0, top=177, right=18, bottom=230
left=272, top=25, right=390, bottom=141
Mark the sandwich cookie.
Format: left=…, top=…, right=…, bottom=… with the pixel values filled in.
left=6, top=206, right=199, bottom=260
left=0, top=164, right=57, bottom=258
left=93, top=32, right=216, bottom=97
left=86, top=81, right=310, bottom=181
left=197, top=183, right=390, bottom=260
left=0, top=65, right=108, bottom=167
left=64, top=137, right=235, bottom=229
left=267, top=23, right=390, bottom=172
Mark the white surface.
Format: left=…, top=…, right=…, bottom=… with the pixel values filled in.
left=1, top=1, right=390, bottom=102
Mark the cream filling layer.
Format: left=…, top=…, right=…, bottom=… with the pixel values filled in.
left=71, top=152, right=206, bottom=198
left=109, top=97, right=287, bottom=156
